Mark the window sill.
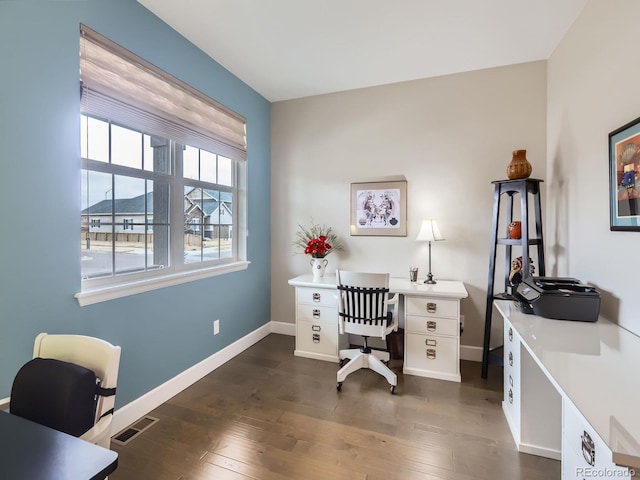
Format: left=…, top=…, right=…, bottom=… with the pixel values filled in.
left=75, top=261, right=250, bottom=306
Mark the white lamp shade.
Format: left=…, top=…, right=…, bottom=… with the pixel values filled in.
left=416, top=219, right=444, bottom=242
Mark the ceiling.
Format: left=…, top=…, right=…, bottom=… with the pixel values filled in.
left=138, top=0, right=588, bottom=102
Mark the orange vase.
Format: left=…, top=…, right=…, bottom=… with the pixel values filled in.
left=508, top=221, right=522, bottom=239
left=507, top=149, right=532, bottom=180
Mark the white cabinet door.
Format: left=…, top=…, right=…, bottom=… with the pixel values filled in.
left=562, top=398, right=630, bottom=479
left=296, top=318, right=339, bottom=359
left=404, top=332, right=458, bottom=379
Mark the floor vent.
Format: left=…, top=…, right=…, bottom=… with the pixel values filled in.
left=112, top=416, right=159, bottom=446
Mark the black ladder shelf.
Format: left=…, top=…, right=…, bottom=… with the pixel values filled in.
left=481, top=178, right=546, bottom=378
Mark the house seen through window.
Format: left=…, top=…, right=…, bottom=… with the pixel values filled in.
left=81, top=115, right=237, bottom=281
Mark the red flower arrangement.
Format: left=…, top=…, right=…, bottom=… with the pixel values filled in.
left=304, top=235, right=332, bottom=257
left=294, top=221, right=343, bottom=259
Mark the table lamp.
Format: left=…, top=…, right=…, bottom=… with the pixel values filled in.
left=416, top=219, right=445, bottom=284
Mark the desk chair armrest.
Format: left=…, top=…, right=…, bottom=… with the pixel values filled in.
left=387, top=293, right=399, bottom=332
left=335, top=292, right=346, bottom=335
left=80, top=414, right=113, bottom=448
left=0, top=396, right=9, bottom=411
left=387, top=293, right=399, bottom=306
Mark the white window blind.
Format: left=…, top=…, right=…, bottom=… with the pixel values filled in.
left=79, top=24, right=246, bottom=161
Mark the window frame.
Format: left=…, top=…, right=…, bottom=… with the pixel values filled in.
left=76, top=26, right=249, bottom=306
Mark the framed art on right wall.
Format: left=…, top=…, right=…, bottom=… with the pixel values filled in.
left=609, top=115, right=640, bottom=231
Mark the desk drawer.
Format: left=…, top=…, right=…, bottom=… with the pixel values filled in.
left=406, top=315, right=458, bottom=336
left=503, top=350, right=520, bottom=429
left=503, top=366, right=520, bottom=431
left=405, top=333, right=457, bottom=375
left=562, top=399, right=629, bottom=477
left=297, top=304, right=337, bottom=323
left=504, top=342, right=519, bottom=373
left=297, top=319, right=339, bottom=357
left=405, top=297, right=458, bottom=318
left=296, top=287, right=335, bottom=307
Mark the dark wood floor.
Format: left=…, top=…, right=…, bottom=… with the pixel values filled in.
left=110, top=334, right=560, bottom=480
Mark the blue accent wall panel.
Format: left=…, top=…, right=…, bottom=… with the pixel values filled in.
left=0, top=0, right=271, bottom=406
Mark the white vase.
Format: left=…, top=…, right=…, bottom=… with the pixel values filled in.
left=310, top=257, right=328, bottom=279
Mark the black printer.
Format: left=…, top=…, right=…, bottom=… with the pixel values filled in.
left=513, top=277, right=601, bottom=322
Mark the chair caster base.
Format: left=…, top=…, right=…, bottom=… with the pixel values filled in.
left=337, top=382, right=343, bottom=391
left=390, top=385, right=396, bottom=394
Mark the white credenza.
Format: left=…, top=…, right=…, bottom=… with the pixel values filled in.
left=288, top=274, right=468, bottom=382
left=495, top=300, right=640, bottom=478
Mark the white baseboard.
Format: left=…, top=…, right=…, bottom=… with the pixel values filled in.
left=270, top=321, right=295, bottom=336
left=112, top=322, right=271, bottom=435
left=519, top=443, right=562, bottom=461
left=460, top=345, right=482, bottom=362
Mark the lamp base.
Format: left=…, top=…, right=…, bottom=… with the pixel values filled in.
left=424, top=273, right=437, bottom=284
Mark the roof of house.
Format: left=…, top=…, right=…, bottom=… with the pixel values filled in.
left=82, top=189, right=232, bottom=215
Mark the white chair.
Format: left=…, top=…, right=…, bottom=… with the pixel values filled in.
left=0, top=333, right=121, bottom=449
left=336, top=271, right=399, bottom=393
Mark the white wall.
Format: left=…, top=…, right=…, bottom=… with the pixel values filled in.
left=271, top=61, right=547, bottom=350
left=547, top=0, right=640, bottom=336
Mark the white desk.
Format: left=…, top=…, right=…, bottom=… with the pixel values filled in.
left=288, top=274, right=468, bottom=382
left=495, top=299, right=640, bottom=477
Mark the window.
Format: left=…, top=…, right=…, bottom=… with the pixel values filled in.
left=77, top=25, right=248, bottom=305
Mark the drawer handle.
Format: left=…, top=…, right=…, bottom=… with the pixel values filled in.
left=509, top=351, right=513, bottom=367
left=425, top=338, right=437, bottom=347
left=508, top=327, right=513, bottom=342
left=508, top=388, right=513, bottom=404
left=509, top=374, right=513, bottom=387
left=581, top=431, right=595, bottom=466
left=426, top=320, right=437, bottom=332
left=312, top=333, right=321, bottom=343
left=312, top=293, right=321, bottom=302
left=426, top=348, right=436, bottom=360
left=311, top=325, right=321, bottom=332
left=312, top=309, right=321, bottom=319
left=426, top=302, right=437, bottom=313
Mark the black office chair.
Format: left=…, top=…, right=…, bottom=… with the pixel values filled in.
left=336, top=270, right=399, bottom=393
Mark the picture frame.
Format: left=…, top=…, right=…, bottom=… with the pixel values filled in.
left=350, top=180, right=407, bottom=236
left=609, top=116, right=640, bottom=231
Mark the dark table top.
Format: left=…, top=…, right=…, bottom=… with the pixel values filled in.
left=0, top=411, right=118, bottom=480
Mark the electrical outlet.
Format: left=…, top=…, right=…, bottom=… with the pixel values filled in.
left=213, top=319, right=220, bottom=335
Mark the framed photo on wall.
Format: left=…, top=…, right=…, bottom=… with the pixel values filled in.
left=609, top=116, right=640, bottom=231
left=350, top=180, right=407, bottom=236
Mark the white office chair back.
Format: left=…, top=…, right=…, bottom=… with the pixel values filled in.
left=33, top=333, right=121, bottom=447
left=336, top=271, right=396, bottom=339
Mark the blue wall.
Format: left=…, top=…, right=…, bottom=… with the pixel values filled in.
left=0, top=1, right=271, bottom=406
